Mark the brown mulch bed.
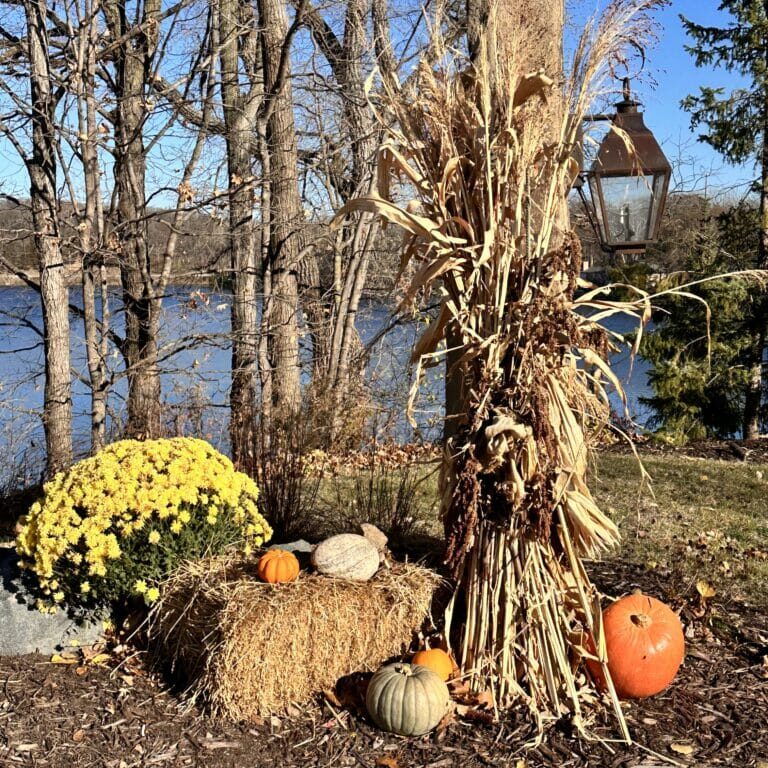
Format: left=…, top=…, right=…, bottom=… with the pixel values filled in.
left=1, top=561, right=766, bottom=768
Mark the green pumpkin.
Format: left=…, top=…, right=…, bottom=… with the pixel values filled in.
left=365, top=663, right=450, bottom=736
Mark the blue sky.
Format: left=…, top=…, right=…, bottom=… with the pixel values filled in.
left=627, top=0, right=755, bottom=198
left=0, top=1, right=757, bottom=206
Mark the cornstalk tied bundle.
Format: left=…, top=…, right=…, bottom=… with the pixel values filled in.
left=333, top=0, right=668, bottom=740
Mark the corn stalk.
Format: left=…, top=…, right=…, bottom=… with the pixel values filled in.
left=332, top=0, right=670, bottom=739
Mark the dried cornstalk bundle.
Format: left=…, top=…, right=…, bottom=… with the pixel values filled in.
left=332, top=0, right=673, bottom=740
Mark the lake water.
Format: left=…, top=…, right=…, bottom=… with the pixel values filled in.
left=0, top=286, right=653, bottom=482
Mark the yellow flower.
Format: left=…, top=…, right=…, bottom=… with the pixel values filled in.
left=15, top=436, right=272, bottom=612
left=134, top=579, right=148, bottom=594
left=53, top=591, right=64, bottom=603
left=106, top=536, right=121, bottom=559
left=146, top=587, right=160, bottom=603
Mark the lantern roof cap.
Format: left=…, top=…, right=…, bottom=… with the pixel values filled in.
left=591, top=78, right=671, bottom=178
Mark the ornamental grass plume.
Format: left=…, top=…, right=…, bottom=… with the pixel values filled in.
left=330, top=0, right=679, bottom=741
left=16, top=437, right=271, bottom=614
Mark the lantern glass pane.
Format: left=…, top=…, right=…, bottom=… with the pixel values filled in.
left=646, top=172, right=666, bottom=240
left=598, top=174, right=656, bottom=244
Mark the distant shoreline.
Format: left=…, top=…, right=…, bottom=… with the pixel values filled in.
left=0, top=267, right=219, bottom=288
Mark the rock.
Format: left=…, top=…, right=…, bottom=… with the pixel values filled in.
left=311, top=533, right=380, bottom=581
left=359, top=523, right=388, bottom=553
left=0, top=548, right=103, bottom=656
left=269, top=539, right=314, bottom=554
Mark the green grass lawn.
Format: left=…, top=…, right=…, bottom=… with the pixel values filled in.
left=320, top=452, right=768, bottom=608
left=592, top=452, right=768, bottom=608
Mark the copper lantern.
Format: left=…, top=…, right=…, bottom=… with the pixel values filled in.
left=581, top=79, right=671, bottom=254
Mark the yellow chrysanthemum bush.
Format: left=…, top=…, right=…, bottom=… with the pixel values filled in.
left=16, top=438, right=272, bottom=613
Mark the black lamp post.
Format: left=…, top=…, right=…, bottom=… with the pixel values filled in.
left=576, top=78, right=671, bottom=256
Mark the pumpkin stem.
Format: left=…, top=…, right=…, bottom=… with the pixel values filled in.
left=630, top=613, right=652, bottom=629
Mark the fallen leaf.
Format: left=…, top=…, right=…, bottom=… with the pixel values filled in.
left=90, top=653, right=111, bottom=666
left=473, top=689, right=495, bottom=709
left=670, top=743, right=695, bottom=756
left=75, top=666, right=88, bottom=676
left=375, top=757, right=400, bottom=768
left=461, top=708, right=495, bottom=725
left=72, top=729, right=85, bottom=743
left=448, top=679, right=472, bottom=697
left=696, top=580, right=716, bottom=599
left=50, top=653, right=78, bottom=665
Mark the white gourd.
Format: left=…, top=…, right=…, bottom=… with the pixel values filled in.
left=311, top=533, right=380, bottom=581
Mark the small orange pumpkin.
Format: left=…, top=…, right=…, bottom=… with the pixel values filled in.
left=257, top=549, right=300, bottom=584
left=411, top=648, right=454, bottom=681
left=588, top=593, right=685, bottom=699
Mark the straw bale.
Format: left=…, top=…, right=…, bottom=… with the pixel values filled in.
left=150, top=556, right=441, bottom=720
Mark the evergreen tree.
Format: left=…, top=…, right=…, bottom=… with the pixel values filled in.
left=640, top=204, right=757, bottom=442
left=681, top=1, right=768, bottom=438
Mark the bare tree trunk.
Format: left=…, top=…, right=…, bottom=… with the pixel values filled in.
left=466, top=0, right=487, bottom=61
left=103, top=0, right=162, bottom=440
left=258, top=0, right=302, bottom=415
left=257, top=131, right=274, bottom=433
left=78, top=0, right=109, bottom=451
left=25, top=0, right=72, bottom=475
left=326, top=0, right=379, bottom=398
left=742, top=96, right=768, bottom=439
left=219, top=0, right=259, bottom=467
left=743, top=327, right=766, bottom=439
left=301, top=0, right=393, bottom=439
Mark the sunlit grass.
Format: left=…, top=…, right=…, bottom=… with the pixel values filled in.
left=318, top=452, right=768, bottom=607
left=592, top=453, right=768, bottom=607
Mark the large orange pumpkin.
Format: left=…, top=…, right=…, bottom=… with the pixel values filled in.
left=257, top=549, right=300, bottom=584
left=588, top=593, right=685, bottom=699
left=412, top=648, right=454, bottom=681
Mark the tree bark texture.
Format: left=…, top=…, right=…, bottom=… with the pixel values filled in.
left=102, top=0, right=162, bottom=440
left=25, top=0, right=73, bottom=476
left=78, top=0, right=109, bottom=452
left=219, top=0, right=259, bottom=467
left=259, top=0, right=302, bottom=415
